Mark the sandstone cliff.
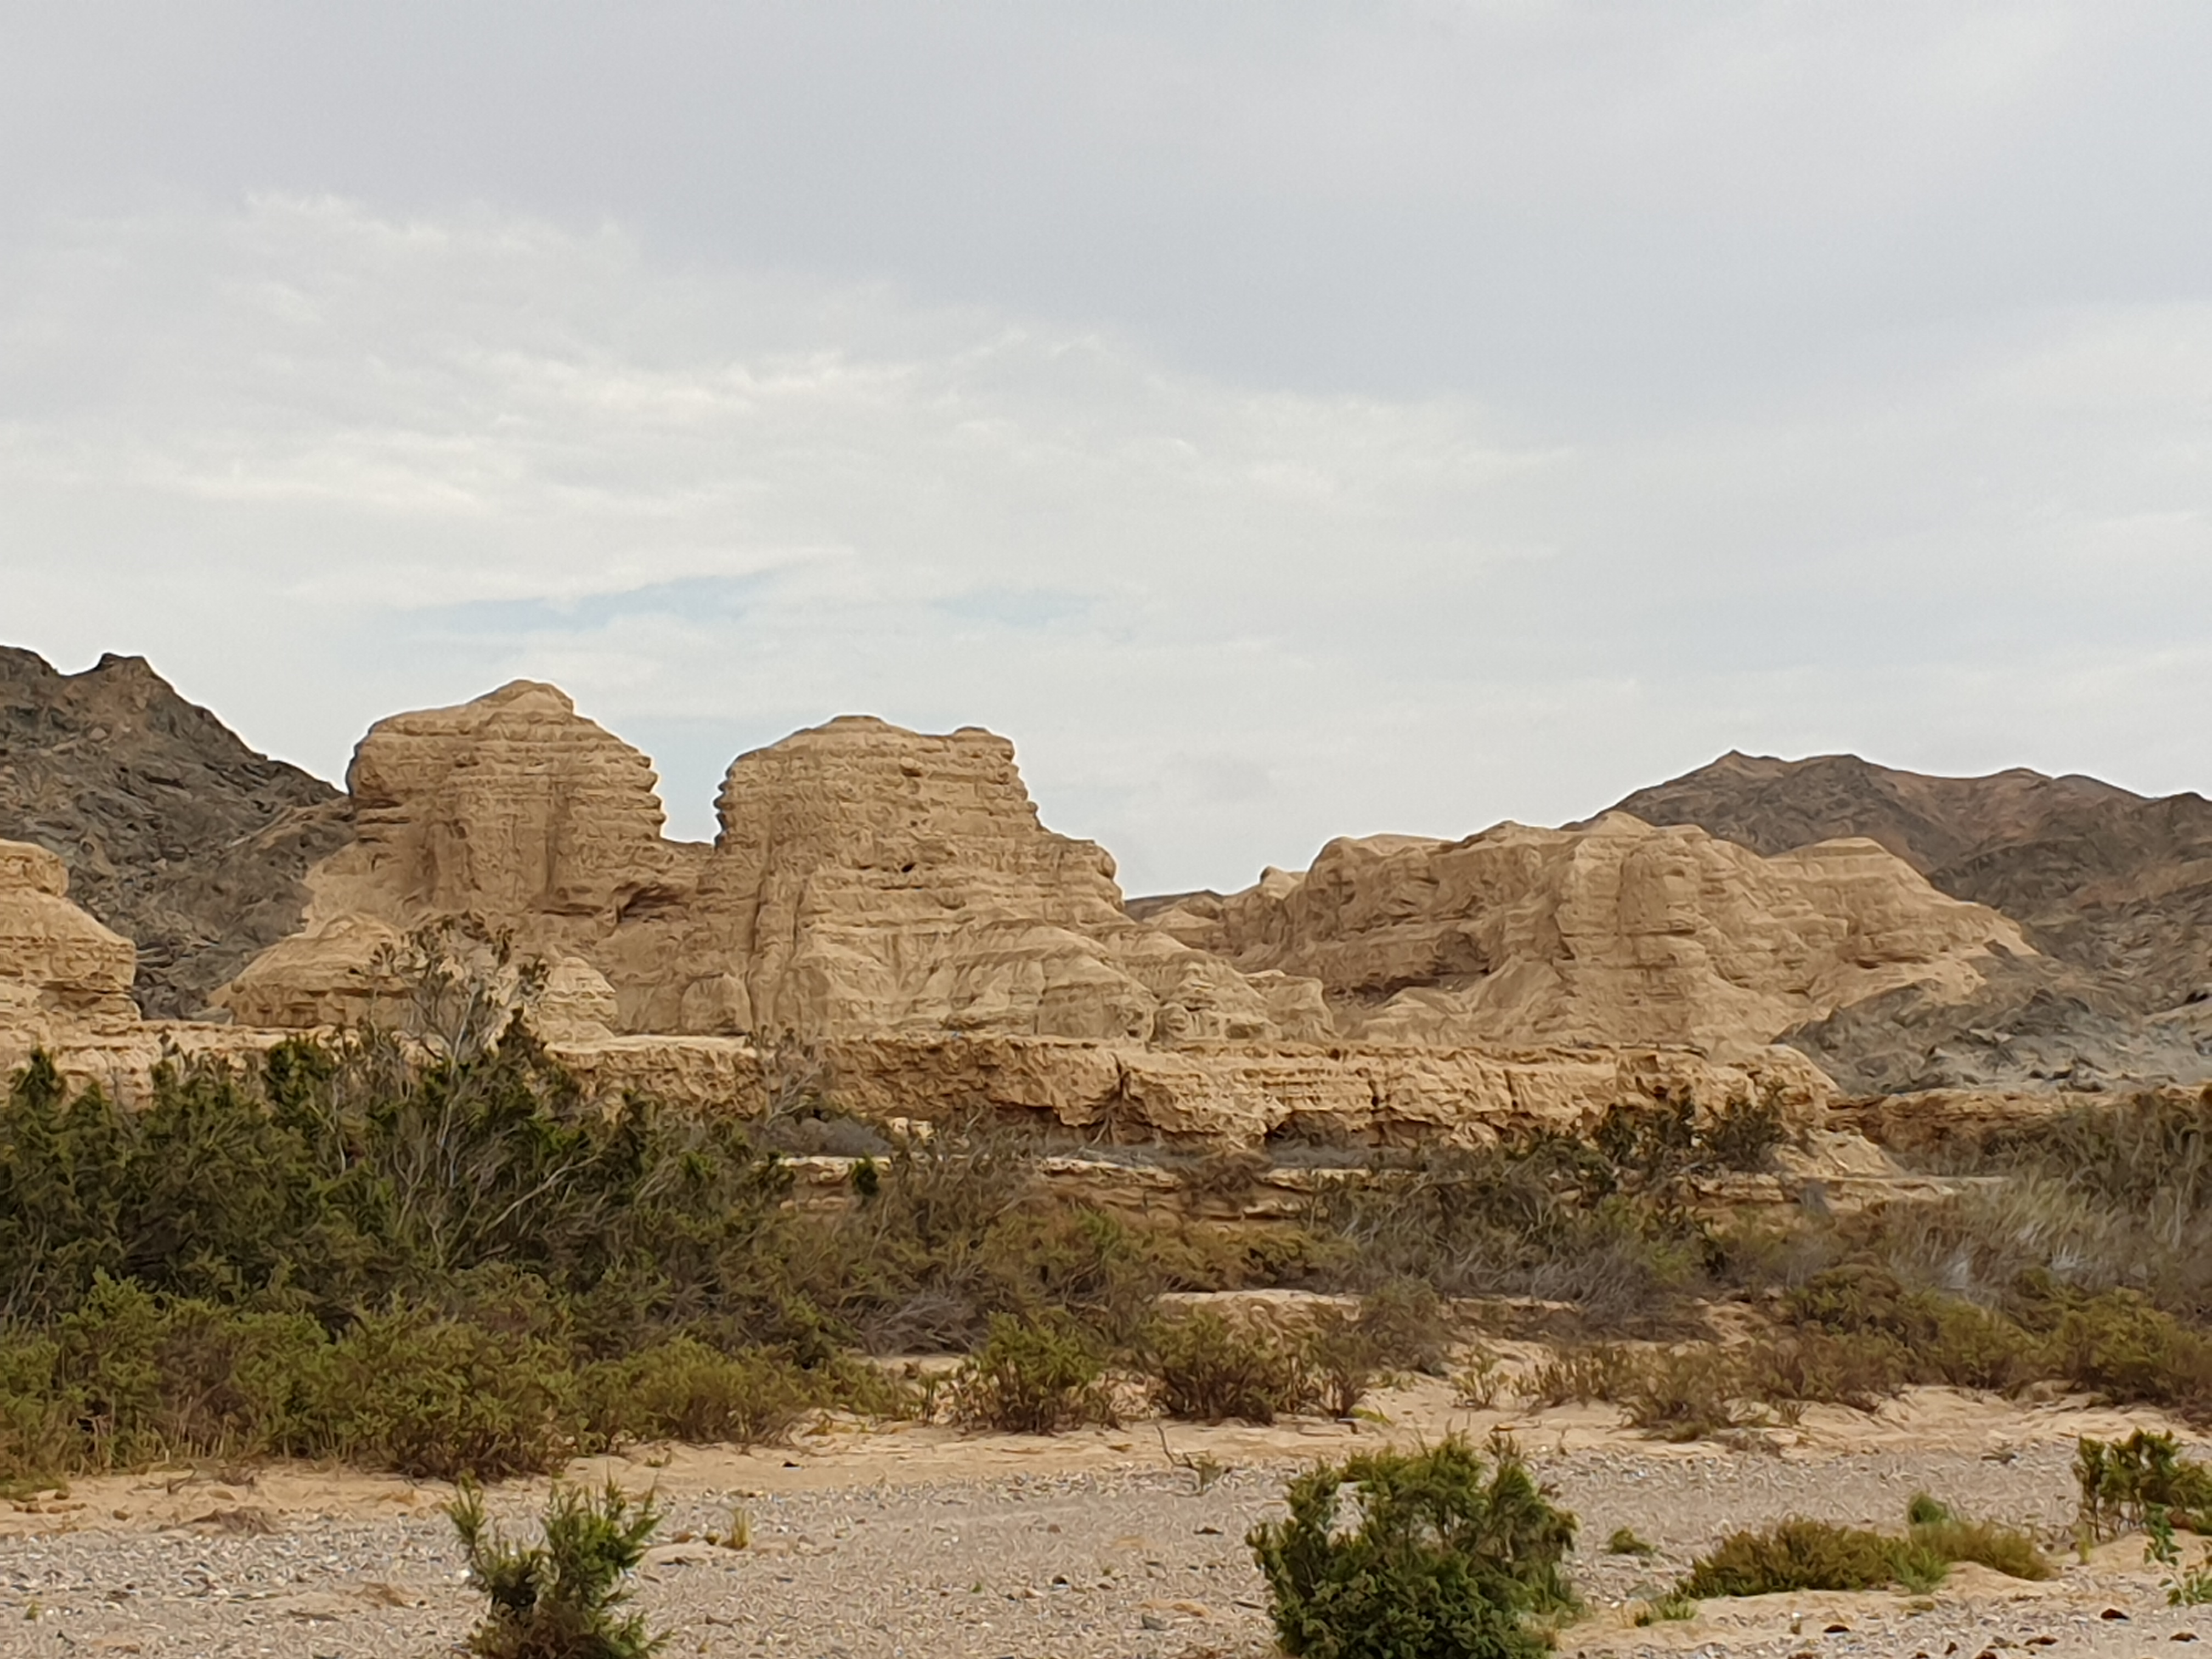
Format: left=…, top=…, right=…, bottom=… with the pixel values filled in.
left=1150, top=815, right=2028, bottom=1061
left=1599, top=751, right=2212, bottom=1091
left=0, top=647, right=353, bottom=1018
left=0, top=839, right=140, bottom=1042
left=219, top=688, right=1331, bottom=1051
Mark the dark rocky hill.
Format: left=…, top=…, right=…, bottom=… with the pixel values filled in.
left=1599, top=751, right=2212, bottom=1093
left=0, top=647, right=355, bottom=1018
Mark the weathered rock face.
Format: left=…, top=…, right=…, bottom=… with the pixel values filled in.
left=219, top=683, right=704, bottom=1030
left=1163, top=815, right=2028, bottom=1060
left=0, top=839, right=140, bottom=1040
left=687, top=716, right=1328, bottom=1044
left=1599, top=751, right=2212, bottom=1091
left=0, top=647, right=353, bottom=1018
left=218, top=696, right=1330, bottom=1050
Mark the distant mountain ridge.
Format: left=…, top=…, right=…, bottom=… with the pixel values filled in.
left=0, top=647, right=354, bottom=1018
left=1596, top=751, right=2212, bottom=1093
left=1600, top=749, right=2212, bottom=1011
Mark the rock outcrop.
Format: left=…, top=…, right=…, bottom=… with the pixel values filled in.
left=1150, top=815, right=2028, bottom=1061
left=1599, top=751, right=2212, bottom=1091
left=0, top=647, right=354, bottom=1019
left=219, top=690, right=1331, bottom=1050
left=0, top=839, right=140, bottom=1041
left=218, top=680, right=693, bottom=1031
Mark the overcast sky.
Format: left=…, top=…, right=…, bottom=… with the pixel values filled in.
left=3, top=4, right=2207, bottom=893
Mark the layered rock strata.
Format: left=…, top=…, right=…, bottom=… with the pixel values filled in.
left=1148, top=814, right=2028, bottom=1060
left=219, top=690, right=1329, bottom=1051
left=1599, top=750, right=2212, bottom=1091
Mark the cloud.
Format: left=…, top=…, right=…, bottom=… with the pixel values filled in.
left=0, top=4, right=2207, bottom=898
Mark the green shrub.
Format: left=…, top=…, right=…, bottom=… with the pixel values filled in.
left=582, top=1338, right=819, bottom=1448
left=1632, top=1589, right=1697, bottom=1624
left=1149, top=1310, right=1312, bottom=1424
left=1249, top=1436, right=1577, bottom=1659
left=1678, top=1502, right=2049, bottom=1600
left=1909, top=1515, right=2051, bottom=1581
left=1618, top=1347, right=1746, bottom=1442
left=317, top=1313, right=579, bottom=1481
left=451, top=1479, right=664, bottom=1659
left=2076, top=1431, right=2212, bottom=1539
left=1679, top=1518, right=1945, bottom=1597
left=946, top=1314, right=1117, bottom=1434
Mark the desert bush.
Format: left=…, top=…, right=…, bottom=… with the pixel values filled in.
left=1301, top=1281, right=1454, bottom=1419
left=2039, top=1291, right=2212, bottom=1418
left=1452, top=1350, right=1506, bottom=1410
left=2076, top=1431, right=2212, bottom=1539
left=1302, top=1310, right=1386, bottom=1420
left=1149, top=1310, right=1313, bottom=1424
left=1679, top=1518, right=1946, bottom=1597
left=1739, top=1329, right=1906, bottom=1414
left=1307, top=1136, right=1715, bottom=1326
left=317, top=1311, right=580, bottom=1481
left=1678, top=1501, right=2048, bottom=1600
left=1516, top=1344, right=1635, bottom=1409
left=1909, top=1514, right=2050, bottom=1580
left=1618, top=1347, right=1748, bottom=1443
left=1249, top=1436, right=1577, bottom=1659
left=580, top=1338, right=820, bottom=1448
left=1353, top=1278, right=1454, bottom=1375
left=450, top=1479, right=664, bottom=1659
left=1632, top=1589, right=1697, bottom=1624
left=947, top=1313, right=1118, bottom=1434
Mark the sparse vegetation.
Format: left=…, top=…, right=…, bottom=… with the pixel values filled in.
left=2076, top=1431, right=2212, bottom=1539
left=1148, top=1309, right=1313, bottom=1424
left=947, top=1313, right=1118, bottom=1434
left=1675, top=1500, right=2047, bottom=1600
left=450, top=1479, right=664, bottom=1659
left=1249, top=1436, right=1577, bottom=1659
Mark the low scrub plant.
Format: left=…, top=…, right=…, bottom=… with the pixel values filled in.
left=1249, top=1436, right=1577, bottom=1659
left=1618, top=1347, right=1748, bottom=1443
left=947, top=1313, right=1118, bottom=1434
left=1679, top=1518, right=1948, bottom=1597
left=450, top=1479, right=664, bottom=1659
left=2076, top=1431, right=2212, bottom=1539
left=1516, top=1345, right=1635, bottom=1409
left=1149, top=1310, right=1312, bottom=1424
left=1677, top=1499, right=2048, bottom=1600
left=580, top=1337, right=822, bottom=1449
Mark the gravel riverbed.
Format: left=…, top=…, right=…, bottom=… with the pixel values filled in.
left=0, top=1395, right=2203, bottom=1657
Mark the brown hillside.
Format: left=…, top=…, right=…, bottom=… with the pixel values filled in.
left=0, top=647, right=354, bottom=1018
left=1597, top=751, right=2212, bottom=1092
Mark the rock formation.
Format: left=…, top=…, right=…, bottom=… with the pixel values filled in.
left=219, top=690, right=1331, bottom=1050
left=1148, top=815, right=2028, bottom=1060
left=1598, top=751, right=2212, bottom=1092
left=0, top=839, right=140, bottom=1042
left=0, top=647, right=353, bottom=1018
left=19, top=648, right=2205, bottom=1143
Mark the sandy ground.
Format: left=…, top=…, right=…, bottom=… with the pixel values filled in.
left=3, top=1379, right=2210, bottom=1657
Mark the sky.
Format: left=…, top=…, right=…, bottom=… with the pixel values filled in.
left=2, top=3, right=2207, bottom=894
